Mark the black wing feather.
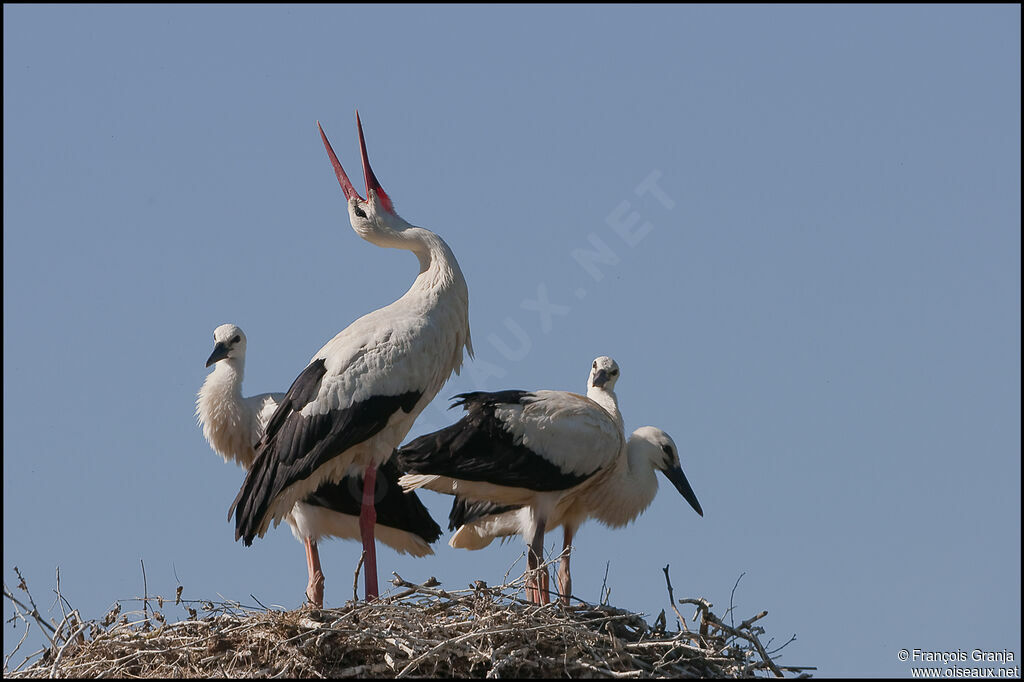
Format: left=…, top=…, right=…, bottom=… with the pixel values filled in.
left=396, top=390, right=592, bottom=493
left=448, top=496, right=521, bottom=532
left=234, top=386, right=422, bottom=545
left=258, top=359, right=328, bottom=450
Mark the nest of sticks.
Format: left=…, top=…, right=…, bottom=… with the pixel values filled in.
left=4, top=563, right=813, bottom=678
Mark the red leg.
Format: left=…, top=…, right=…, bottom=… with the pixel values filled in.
left=304, top=537, right=325, bottom=608
left=538, top=565, right=551, bottom=605
left=359, top=464, right=379, bottom=601
left=556, top=526, right=573, bottom=606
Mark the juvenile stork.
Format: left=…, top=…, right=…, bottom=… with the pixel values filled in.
left=397, top=356, right=625, bottom=604
left=448, top=425, right=704, bottom=604
left=231, top=115, right=472, bottom=601
left=197, top=324, right=442, bottom=607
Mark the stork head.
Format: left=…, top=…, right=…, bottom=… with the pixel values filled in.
left=317, top=112, right=408, bottom=243
left=631, top=426, right=703, bottom=517
left=206, top=324, right=247, bottom=367
left=588, top=356, right=620, bottom=391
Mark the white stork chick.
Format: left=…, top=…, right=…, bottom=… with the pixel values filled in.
left=448, top=425, right=704, bottom=604
left=231, top=115, right=472, bottom=601
left=197, top=324, right=442, bottom=607
left=397, top=356, right=625, bottom=604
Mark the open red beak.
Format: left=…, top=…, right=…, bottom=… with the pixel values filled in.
left=318, top=112, right=394, bottom=214
left=318, top=121, right=361, bottom=202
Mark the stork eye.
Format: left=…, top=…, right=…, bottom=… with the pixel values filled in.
left=354, top=205, right=367, bottom=219
left=231, top=335, right=241, bottom=344
left=611, top=369, right=618, bottom=376
left=661, top=444, right=673, bottom=456
left=592, top=361, right=597, bottom=369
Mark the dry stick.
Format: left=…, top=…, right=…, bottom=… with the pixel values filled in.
left=11, top=568, right=58, bottom=644
left=661, top=565, right=691, bottom=632
left=49, top=621, right=91, bottom=679
left=352, top=550, right=366, bottom=603
left=4, top=579, right=58, bottom=647
left=599, top=561, right=611, bottom=606
left=767, top=632, right=798, bottom=656
left=741, top=628, right=784, bottom=679
left=702, top=609, right=785, bottom=679
left=737, top=610, right=768, bottom=631
left=3, top=615, right=31, bottom=672
left=53, top=567, right=69, bottom=630
left=728, top=571, right=746, bottom=628
left=390, top=573, right=450, bottom=600
left=10, top=649, right=49, bottom=676
left=677, top=596, right=712, bottom=642
left=140, top=559, right=149, bottom=620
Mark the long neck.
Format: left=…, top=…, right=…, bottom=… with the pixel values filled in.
left=403, top=227, right=468, bottom=296
left=390, top=224, right=475, bottom=363
left=200, top=359, right=244, bottom=400
left=587, top=385, right=623, bottom=432
left=196, top=359, right=255, bottom=468
left=361, top=220, right=467, bottom=297
left=357, top=218, right=474, bottom=386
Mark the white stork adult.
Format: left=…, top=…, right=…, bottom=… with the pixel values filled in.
left=230, top=115, right=472, bottom=601
left=447, top=425, right=704, bottom=604
left=397, top=356, right=625, bottom=604
left=197, top=324, right=443, bottom=607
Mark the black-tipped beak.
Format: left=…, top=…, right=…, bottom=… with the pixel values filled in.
left=206, top=342, right=230, bottom=367
left=662, top=466, right=703, bottom=517
left=592, top=369, right=610, bottom=387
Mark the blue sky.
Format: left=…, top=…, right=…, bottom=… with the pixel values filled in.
left=3, top=5, right=1020, bottom=677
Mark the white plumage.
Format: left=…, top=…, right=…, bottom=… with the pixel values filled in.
left=397, top=356, right=625, bottom=603
left=196, top=325, right=279, bottom=471
left=197, top=324, right=442, bottom=606
left=231, top=115, right=471, bottom=601
left=448, top=425, right=704, bottom=603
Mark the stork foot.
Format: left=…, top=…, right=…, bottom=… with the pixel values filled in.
left=305, top=570, right=325, bottom=609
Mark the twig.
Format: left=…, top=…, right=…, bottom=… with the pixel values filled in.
left=3, top=615, right=31, bottom=671
left=53, top=566, right=70, bottom=629
left=767, top=632, right=798, bottom=656
left=49, top=621, right=91, bottom=678
left=703, top=609, right=785, bottom=678
left=737, top=610, right=768, bottom=631
left=352, top=550, right=365, bottom=603
left=728, top=571, right=746, bottom=628
left=390, top=573, right=449, bottom=600
left=5, top=575, right=57, bottom=649
left=140, top=559, right=149, bottom=620
left=661, top=565, right=690, bottom=632
left=599, top=561, right=611, bottom=606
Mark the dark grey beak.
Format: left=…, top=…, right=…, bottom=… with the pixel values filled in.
left=662, top=466, right=703, bottom=517
left=592, top=369, right=610, bottom=387
left=206, top=341, right=230, bottom=367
